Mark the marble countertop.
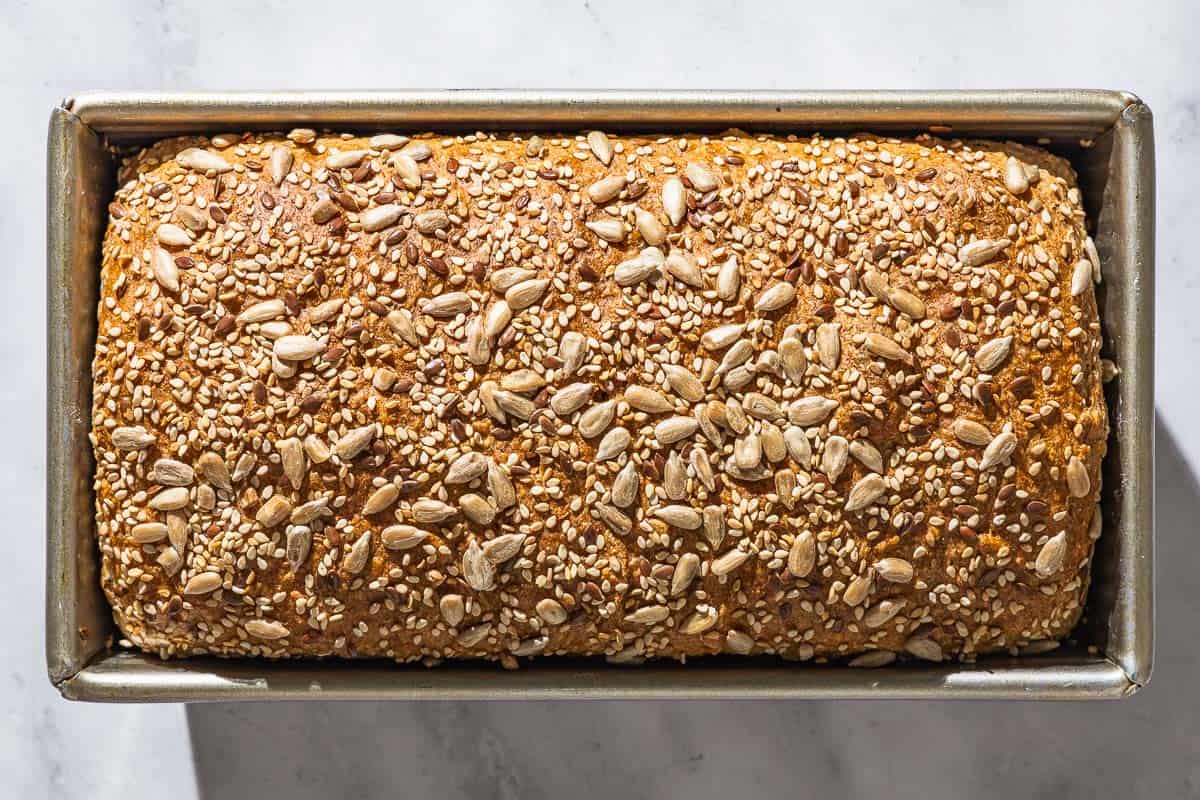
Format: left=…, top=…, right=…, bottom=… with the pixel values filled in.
left=7, top=1, right=1198, bottom=797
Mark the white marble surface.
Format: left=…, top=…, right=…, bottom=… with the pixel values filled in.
left=5, top=0, right=1198, bottom=797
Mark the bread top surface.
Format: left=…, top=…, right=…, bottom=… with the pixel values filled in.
left=92, top=128, right=1107, bottom=666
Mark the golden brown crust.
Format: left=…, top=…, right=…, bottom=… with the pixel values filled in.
left=92, top=128, right=1107, bottom=667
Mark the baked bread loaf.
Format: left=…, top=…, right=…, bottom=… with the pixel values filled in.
left=92, top=127, right=1108, bottom=667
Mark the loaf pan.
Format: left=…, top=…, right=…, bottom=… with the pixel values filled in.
left=46, top=90, right=1154, bottom=701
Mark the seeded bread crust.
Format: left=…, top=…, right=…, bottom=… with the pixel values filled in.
left=92, top=128, right=1107, bottom=667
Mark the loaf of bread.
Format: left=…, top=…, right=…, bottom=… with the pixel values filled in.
left=92, top=127, right=1107, bottom=667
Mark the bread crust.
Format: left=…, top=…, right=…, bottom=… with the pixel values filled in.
left=92, top=128, right=1107, bottom=666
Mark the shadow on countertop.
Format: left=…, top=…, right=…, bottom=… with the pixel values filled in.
left=186, top=415, right=1197, bottom=800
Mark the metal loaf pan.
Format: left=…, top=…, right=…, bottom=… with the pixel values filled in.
left=46, top=90, right=1154, bottom=701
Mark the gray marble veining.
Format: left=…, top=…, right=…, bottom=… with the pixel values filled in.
left=6, top=1, right=1198, bottom=797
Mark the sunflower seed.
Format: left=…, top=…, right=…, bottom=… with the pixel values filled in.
left=232, top=452, right=256, bottom=483
left=253, top=495, right=289, bottom=527
left=505, top=278, right=551, bottom=310
left=663, top=364, right=704, bottom=403
left=596, top=427, right=631, bottom=461
left=381, top=524, right=430, bottom=551
left=500, top=369, right=545, bottom=395
left=1089, top=506, right=1103, bottom=541
left=483, top=532, right=526, bottom=563
left=413, top=498, right=458, bottom=525
left=1067, top=456, right=1091, bottom=497
left=787, top=530, right=816, bottom=577
left=1086, top=236, right=1102, bottom=283
left=759, top=423, right=785, bottom=464
left=671, top=553, right=701, bottom=596
left=1004, top=156, right=1030, bottom=194
left=459, top=493, right=497, bottom=525
left=1071, top=259, right=1093, bottom=297
left=286, top=526, right=311, bottom=570
left=789, top=396, right=839, bottom=427
left=457, top=623, right=492, bottom=647
left=1035, top=531, right=1068, bottom=579
left=959, top=237, right=1011, bottom=267
left=303, top=435, right=331, bottom=465
left=862, top=269, right=890, bottom=301
left=388, top=152, right=421, bottom=190
left=784, top=426, right=813, bottom=467
left=361, top=204, right=403, bottom=233
left=864, top=598, right=906, bottom=629
left=311, top=195, right=338, bottom=224
left=734, top=433, right=762, bottom=470
left=490, top=268, right=536, bottom=294
left=663, top=451, right=687, bottom=500
left=711, top=547, right=750, bottom=576
left=439, top=594, right=465, bottom=626
left=360, top=482, right=400, bottom=516
left=289, top=497, right=329, bottom=525
left=611, top=461, right=641, bottom=508
left=184, top=572, right=222, bottom=595
left=979, top=431, right=1018, bottom=471
left=625, top=605, right=670, bottom=625
left=724, top=398, right=749, bottom=434
left=716, top=256, right=740, bottom=301
left=843, top=574, right=873, bottom=606
left=331, top=425, right=375, bottom=461
left=775, top=468, right=797, bottom=507
left=681, top=606, right=718, bottom=634
left=277, top=438, right=305, bottom=490
left=386, top=309, right=419, bottom=346
left=663, top=177, right=686, bottom=226
left=131, top=522, right=168, bottom=543
left=342, top=531, right=372, bottom=574
left=287, top=128, right=316, bottom=144
left=587, top=174, right=626, bottom=203
left=634, top=207, right=667, bottom=246
left=755, top=282, right=796, bottom=312
left=884, top=287, right=925, bottom=320
left=740, top=393, right=779, bottom=423
left=819, top=435, right=849, bottom=482
left=849, top=650, right=896, bottom=668
left=586, top=130, right=613, bottom=164
left=816, top=322, right=841, bottom=369
left=558, top=331, right=588, bottom=377
left=779, top=337, right=807, bottom=384
left=663, top=251, right=703, bottom=288
left=150, top=458, right=194, bottom=487
left=952, top=418, right=992, bottom=446
left=596, top=503, right=632, bottom=534
left=274, top=334, right=324, bottom=361
left=975, top=336, right=1013, bottom=372
left=151, top=247, right=179, bottom=292
left=112, top=426, right=154, bottom=451
left=863, top=332, right=911, bottom=363
left=512, top=636, right=548, bottom=657
left=725, top=630, right=754, bottom=655
left=550, top=383, right=593, bottom=416
left=578, top=399, right=616, bottom=438
left=686, top=161, right=718, bottom=191
left=536, top=597, right=568, bottom=625
left=585, top=218, right=626, bottom=243
left=690, top=448, right=716, bottom=491
left=156, top=222, right=191, bottom=248
left=443, top=452, right=486, bottom=486
left=326, top=149, right=367, bottom=170
left=175, top=205, right=208, bottom=232
left=269, top=145, right=293, bottom=186
left=401, top=141, right=432, bottom=161
left=845, top=474, right=887, bottom=512
left=485, top=463, right=516, bottom=511
left=904, top=636, right=944, bottom=662
left=414, top=209, right=450, bottom=234
left=493, top=390, right=535, bottom=421
left=614, top=253, right=659, bottom=286
left=849, top=440, right=883, bottom=473
left=624, top=385, right=672, bottom=414
left=462, top=540, right=495, bottom=591
left=701, top=505, right=726, bottom=548
left=422, top=291, right=472, bottom=318
left=695, top=404, right=723, bottom=446
left=177, top=148, right=231, bottom=173
left=650, top=415, right=696, bottom=446
left=465, top=315, right=490, bottom=366
left=149, top=487, right=189, bottom=512
left=874, top=557, right=914, bottom=583
left=654, top=505, right=702, bottom=530
left=476, top=303, right=511, bottom=347
left=195, top=452, right=231, bottom=491
left=236, top=299, right=285, bottom=325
